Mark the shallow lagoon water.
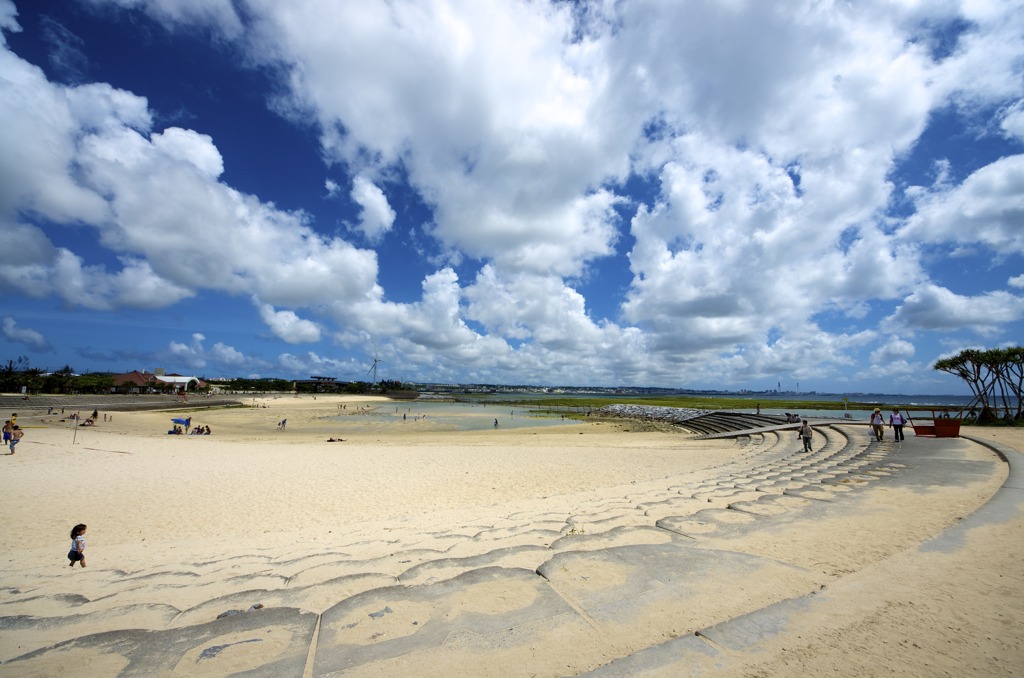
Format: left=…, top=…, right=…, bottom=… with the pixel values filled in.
left=328, top=400, right=577, bottom=432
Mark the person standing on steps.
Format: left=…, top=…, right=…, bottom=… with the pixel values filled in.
left=870, top=408, right=885, bottom=441
left=889, top=408, right=906, bottom=442
left=798, top=420, right=814, bottom=452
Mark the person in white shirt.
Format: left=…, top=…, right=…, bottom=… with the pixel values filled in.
left=68, top=524, right=87, bottom=568
left=870, top=408, right=885, bottom=441
left=889, top=408, right=906, bottom=441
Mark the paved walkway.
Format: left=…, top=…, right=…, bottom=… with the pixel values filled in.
left=0, top=393, right=245, bottom=414
left=0, top=424, right=1018, bottom=677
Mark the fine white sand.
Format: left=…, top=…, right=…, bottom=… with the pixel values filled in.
left=0, top=395, right=1021, bottom=676
left=3, top=396, right=746, bottom=565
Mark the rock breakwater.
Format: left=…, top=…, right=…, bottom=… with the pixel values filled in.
left=596, top=404, right=705, bottom=423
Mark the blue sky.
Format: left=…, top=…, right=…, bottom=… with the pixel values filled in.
left=1, top=0, right=1022, bottom=394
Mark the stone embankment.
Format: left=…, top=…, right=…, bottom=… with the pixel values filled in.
left=0, top=393, right=245, bottom=414
left=595, top=404, right=789, bottom=436
left=596, top=404, right=705, bottom=423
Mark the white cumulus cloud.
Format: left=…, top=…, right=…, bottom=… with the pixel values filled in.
left=1, top=316, right=50, bottom=351
left=350, top=175, right=395, bottom=241
left=3, top=0, right=1024, bottom=391
left=902, top=155, right=1024, bottom=255
left=887, top=285, right=1024, bottom=334
left=256, top=300, right=321, bottom=344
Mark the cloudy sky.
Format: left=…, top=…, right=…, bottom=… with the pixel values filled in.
left=1, top=0, right=1022, bottom=394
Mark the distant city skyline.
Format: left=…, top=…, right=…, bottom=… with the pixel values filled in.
left=3, top=0, right=1023, bottom=395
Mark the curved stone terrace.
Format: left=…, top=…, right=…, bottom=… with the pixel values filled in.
left=0, top=402, right=1020, bottom=676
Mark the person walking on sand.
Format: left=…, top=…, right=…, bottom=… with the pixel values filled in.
left=889, top=408, right=906, bottom=442
left=2, top=420, right=11, bottom=449
left=68, top=524, right=87, bottom=567
left=870, top=408, right=885, bottom=441
left=8, top=425, right=23, bottom=453
left=797, top=420, right=814, bottom=452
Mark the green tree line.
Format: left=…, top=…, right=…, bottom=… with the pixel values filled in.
left=0, top=358, right=114, bottom=394
left=1, top=358, right=415, bottom=396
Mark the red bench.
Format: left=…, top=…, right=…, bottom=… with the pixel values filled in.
left=908, top=411, right=961, bottom=438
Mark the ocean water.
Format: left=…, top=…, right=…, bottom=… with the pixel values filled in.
left=689, top=393, right=977, bottom=421
left=715, top=393, right=976, bottom=407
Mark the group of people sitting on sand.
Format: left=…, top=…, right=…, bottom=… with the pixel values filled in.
left=56, top=411, right=99, bottom=426
left=168, top=425, right=212, bottom=435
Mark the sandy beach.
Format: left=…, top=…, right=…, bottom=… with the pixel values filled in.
left=0, top=395, right=1021, bottom=676
left=2, top=396, right=745, bottom=563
